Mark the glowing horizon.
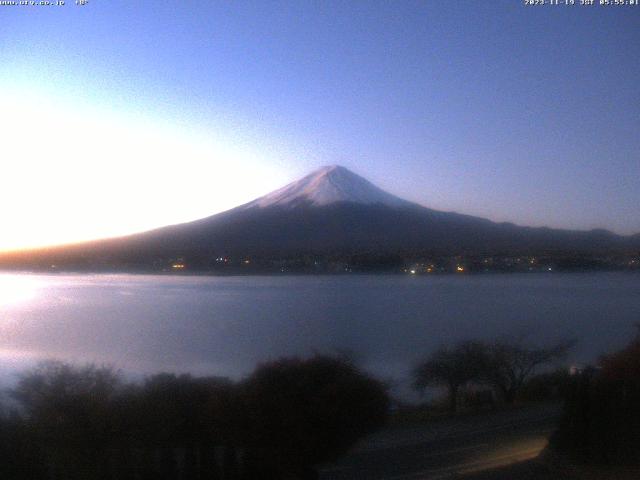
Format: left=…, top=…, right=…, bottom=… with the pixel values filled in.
left=0, top=89, right=293, bottom=252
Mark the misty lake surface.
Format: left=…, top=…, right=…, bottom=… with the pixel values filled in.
left=1, top=272, right=638, bottom=395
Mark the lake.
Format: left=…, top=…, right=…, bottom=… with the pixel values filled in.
left=1, top=272, right=638, bottom=397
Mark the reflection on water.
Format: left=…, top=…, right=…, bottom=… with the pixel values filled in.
left=0, top=274, right=40, bottom=306
left=0, top=272, right=638, bottom=394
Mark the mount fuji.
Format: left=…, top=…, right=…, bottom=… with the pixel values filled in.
left=242, top=165, right=413, bottom=209
left=0, top=165, right=637, bottom=271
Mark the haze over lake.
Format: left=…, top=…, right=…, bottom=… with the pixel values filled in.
left=1, top=273, right=638, bottom=396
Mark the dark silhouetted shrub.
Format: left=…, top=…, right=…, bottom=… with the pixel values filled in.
left=240, top=355, right=390, bottom=479
left=518, top=368, right=571, bottom=403
left=0, top=356, right=389, bottom=480
left=11, top=361, right=122, bottom=480
left=555, top=338, right=640, bottom=465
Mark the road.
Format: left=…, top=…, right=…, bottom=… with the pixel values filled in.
left=320, top=403, right=561, bottom=480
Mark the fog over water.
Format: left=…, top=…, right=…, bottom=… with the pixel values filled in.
left=1, top=273, right=638, bottom=396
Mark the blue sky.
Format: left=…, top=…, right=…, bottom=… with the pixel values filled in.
left=1, top=1, right=638, bottom=249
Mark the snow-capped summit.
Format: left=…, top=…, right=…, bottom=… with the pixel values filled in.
left=245, top=165, right=413, bottom=209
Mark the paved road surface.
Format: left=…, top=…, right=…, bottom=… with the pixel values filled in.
left=320, top=404, right=561, bottom=480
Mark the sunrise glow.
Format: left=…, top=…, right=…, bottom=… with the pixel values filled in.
left=0, top=274, right=40, bottom=306
left=0, top=90, right=288, bottom=252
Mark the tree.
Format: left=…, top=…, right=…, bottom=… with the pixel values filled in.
left=240, top=355, right=389, bottom=480
left=11, top=361, right=122, bottom=480
left=556, top=334, right=640, bottom=464
left=413, top=341, right=486, bottom=413
left=480, top=340, right=572, bottom=404
left=591, top=335, right=640, bottom=463
left=125, top=373, right=237, bottom=480
left=0, top=407, right=47, bottom=480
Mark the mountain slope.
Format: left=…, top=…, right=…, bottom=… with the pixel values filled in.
left=0, top=166, right=638, bottom=270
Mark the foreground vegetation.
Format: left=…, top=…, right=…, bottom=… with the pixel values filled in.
left=1, top=334, right=638, bottom=479
left=0, top=356, right=389, bottom=480
left=451, top=333, right=640, bottom=478
left=412, top=339, right=573, bottom=413
left=553, top=333, right=640, bottom=465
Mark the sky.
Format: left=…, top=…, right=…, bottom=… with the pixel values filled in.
left=0, top=1, right=638, bottom=251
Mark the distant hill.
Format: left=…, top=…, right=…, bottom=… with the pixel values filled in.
left=1, top=165, right=638, bottom=271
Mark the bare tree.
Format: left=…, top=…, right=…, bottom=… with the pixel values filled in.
left=413, top=341, right=486, bottom=413
left=480, top=340, right=573, bottom=404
